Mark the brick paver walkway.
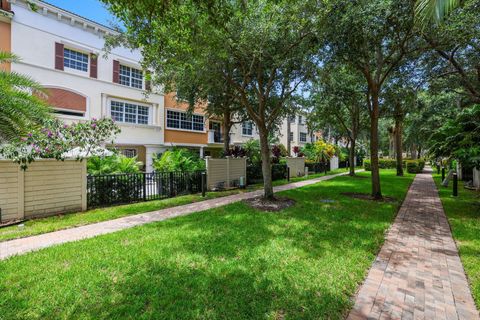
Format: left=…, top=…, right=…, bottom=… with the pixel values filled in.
left=0, top=170, right=359, bottom=260
left=348, top=169, right=479, bottom=320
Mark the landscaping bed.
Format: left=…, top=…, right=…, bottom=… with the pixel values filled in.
left=0, top=170, right=414, bottom=319
left=434, top=174, right=480, bottom=306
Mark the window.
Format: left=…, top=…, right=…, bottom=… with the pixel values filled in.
left=166, top=110, right=204, bottom=132
left=122, top=148, right=137, bottom=158
left=300, top=132, right=307, bottom=142
left=110, top=100, right=150, bottom=125
left=289, top=132, right=294, bottom=142
left=288, top=115, right=296, bottom=123
left=119, top=64, right=143, bottom=89
left=242, top=121, right=253, bottom=136
left=298, top=116, right=303, bottom=124
left=64, top=48, right=88, bottom=72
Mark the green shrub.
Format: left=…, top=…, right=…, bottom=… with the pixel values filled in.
left=406, top=159, right=425, bottom=173
left=87, top=155, right=142, bottom=175
left=153, top=148, right=205, bottom=172
left=363, top=159, right=397, bottom=171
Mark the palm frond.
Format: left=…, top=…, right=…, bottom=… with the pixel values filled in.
left=415, top=0, right=461, bottom=28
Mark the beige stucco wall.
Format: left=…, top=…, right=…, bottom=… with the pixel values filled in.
left=285, top=157, right=305, bottom=178
left=0, top=159, right=86, bottom=222
left=205, top=157, right=247, bottom=190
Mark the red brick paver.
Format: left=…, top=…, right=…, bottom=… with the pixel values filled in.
left=0, top=170, right=359, bottom=260
left=348, top=170, right=479, bottom=320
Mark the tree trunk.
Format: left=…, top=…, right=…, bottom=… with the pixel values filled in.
left=417, top=146, right=422, bottom=159
left=370, top=94, right=382, bottom=199
left=349, top=138, right=356, bottom=176
left=394, top=116, right=403, bottom=176
left=286, top=119, right=291, bottom=156
left=222, top=112, right=232, bottom=154
left=258, top=126, right=274, bottom=199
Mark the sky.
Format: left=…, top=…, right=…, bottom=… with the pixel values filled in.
left=44, top=0, right=118, bottom=28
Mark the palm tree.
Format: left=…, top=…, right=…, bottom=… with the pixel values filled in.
left=0, top=52, right=51, bottom=142
left=415, top=0, right=461, bottom=26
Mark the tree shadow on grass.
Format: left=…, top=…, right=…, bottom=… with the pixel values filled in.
left=0, top=172, right=413, bottom=319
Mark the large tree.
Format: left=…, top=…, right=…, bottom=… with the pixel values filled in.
left=322, top=0, right=416, bottom=199
left=309, top=64, right=367, bottom=176
left=419, top=0, right=480, bottom=105
left=102, top=0, right=320, bottom=199
left=383, top=61, right=422, bottom=175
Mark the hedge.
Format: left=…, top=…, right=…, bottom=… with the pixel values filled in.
left=406, top=160, right=425, bottom=173
left=363, top=159, right=425, bottom=173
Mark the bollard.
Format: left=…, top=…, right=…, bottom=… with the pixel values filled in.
left=287, top=167, right=290, bottom=182
left=437, top=165, right=440, bottom=174
left=441, top=167, right=445, bottom=181
left=201, top=172, right=206, bottom=197
left=453, top=173, right=458, bottom=197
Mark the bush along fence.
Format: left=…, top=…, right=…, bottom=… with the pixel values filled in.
left=363, top=159, right=425, bottom=173
left=305, top=161, right=329, bottom=174
left=247, top=163, right=288, bottom=185
left=87, top=170, right=204, bottom=208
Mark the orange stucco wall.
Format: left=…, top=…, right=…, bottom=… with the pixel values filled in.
left=164, top=92, right=208, bottom=145
left=0, top=20, right=11, bottom=71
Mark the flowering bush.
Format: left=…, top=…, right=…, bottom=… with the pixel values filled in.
left=301, top=140, right=337, bottom=162
left=292, top=146, right=300, bottom=156
left=0, top=117, right=120, bottom=169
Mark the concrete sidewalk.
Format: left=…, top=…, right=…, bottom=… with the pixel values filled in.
left=1, top=170, right=358, bottom=260
left=348, top=170, right=479, bottom=320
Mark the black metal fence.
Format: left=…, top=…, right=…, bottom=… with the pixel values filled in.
left=246, top=164, right=288, bottom=185
left=87, top=170, right=205, bottom=208
left=305, top=162, right=329, bottom=174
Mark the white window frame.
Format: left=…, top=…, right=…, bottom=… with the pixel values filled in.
left=242, top=121, right=253, bottom=136
left=109, top=99, right=152, bottom=125
left=300, top=132, right=307, bottom=142
left=289, top=132, right=294, bottom=142
left=122, top=148, right=138, bottom=158
left=166, top=109, right=205, bottom=132
left=63, top=47, right=89, bottom=73
left=119, top=64, right=144, bottom=89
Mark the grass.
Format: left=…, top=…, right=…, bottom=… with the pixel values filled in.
left=0, top=170, right=412, bottom=319
left=433, top=173, right=480, bottom=306
left=0, top=167, right=352, bottom=242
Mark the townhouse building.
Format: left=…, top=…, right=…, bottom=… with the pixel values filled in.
left=279, top=113, right=314, bottom=155
left=1, top=0, right=305, bottom=170
left=1, top=0, right=167, bottom=171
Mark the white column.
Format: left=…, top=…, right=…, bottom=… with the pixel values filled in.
left=200, top=146, right=204, bottom=158
left=145, top=145, right=166, bottom=172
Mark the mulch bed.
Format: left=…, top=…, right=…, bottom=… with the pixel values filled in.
left=341, top=192, right=397, bottom=202
left=244, top=196, right=296, bottom=212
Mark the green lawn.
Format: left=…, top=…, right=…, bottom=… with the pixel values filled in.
left=433, top=174, right=480, bottom=306
left=0, top=168, right=351, bottom=242
left=0, top=170, right=412, bottom=319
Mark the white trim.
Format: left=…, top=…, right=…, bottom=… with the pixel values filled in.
left=10, top=20, right=137, bottom=64
left=165, top=108, right=206, bottom=133
left=107, top=97, right=154, bottom=126
left=61, top=40, right=99, bottom=56
left=16, top=61, right=154, bottom=94
left=16, top=0, right=116, bottom=35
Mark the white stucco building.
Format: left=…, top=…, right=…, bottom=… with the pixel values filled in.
left=279, top=113, right=313, bottom=155
left=2, top=0, right=165, bottom=171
